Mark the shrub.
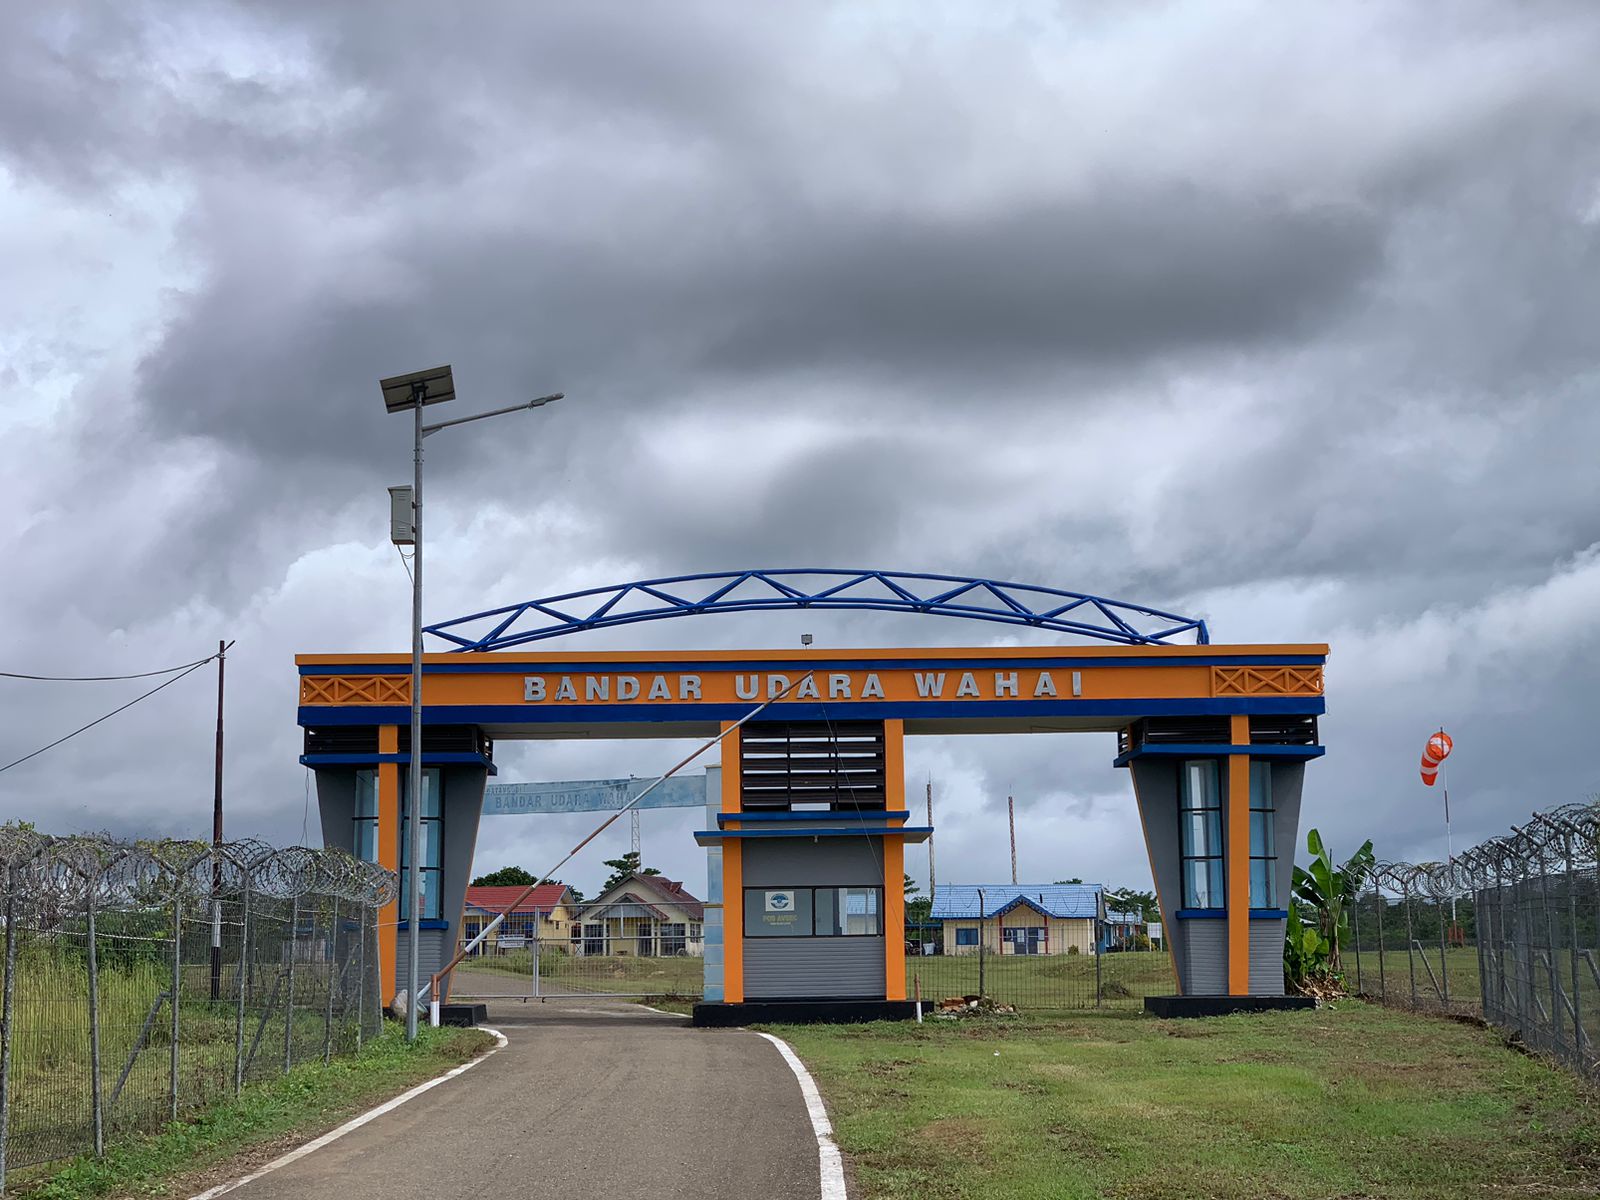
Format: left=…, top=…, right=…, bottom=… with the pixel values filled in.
left=1285, top=828, right=1375, bottom=993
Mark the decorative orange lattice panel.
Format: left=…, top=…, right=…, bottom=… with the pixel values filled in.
left=299, top=675, right=412, bottom=705
left=1211, top=665, right=1323, bottom=697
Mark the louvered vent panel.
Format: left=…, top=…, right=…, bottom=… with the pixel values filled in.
left=740, top=721, right=886, bottom=811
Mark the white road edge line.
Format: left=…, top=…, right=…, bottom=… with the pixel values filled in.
left=635, top=1003, right=690, bottom=1017
left=755, top=1031, right=848, bottom=1200
left=187, top=1025, right=509, bottom=1200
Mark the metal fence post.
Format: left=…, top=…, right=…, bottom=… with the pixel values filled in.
left=355, top=904, right=366, bottom=1053
left=976, top=888, right=986, bottom=1000
left=284, top=895, right=298, bottom=1074
left=235, top=885, right=249, bottom=1096
left=1438, top=896, right=1451, bottom=1005
left=1516, top=874, right=1534, bottom=1040
left=1375, top=885, right=1387, bottom=1002
left=1, top=869, right=18, bottom=1193
left=1474, top=880, right=1490, bottom=1023
left=324, top=898, right=338, bottom=1066
left=1563, top=832, right=1583, bottom=1056
left=1403, top=886, right=1417, bottom=1004
left=1536, top=833, right=1564, bottom=1055
left=1352, top=887, right=1364, bottom=994
left=1498, top=855, right=1514, bottom=1026
left=1094, top=917, right=1103, bottom=1008
left=170, top=894, right=182, bottom=1122
left=87, top=890, right=104, bottom=1157
left=533, top=927, right=541, bottom=1000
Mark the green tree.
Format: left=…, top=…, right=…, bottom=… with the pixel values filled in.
left=1106, top=887, right=1160, bottom=922
left=470, top=866, right=582, bottom=901
left=1054, top=877, right=1084, bottom=885
left=598, top=851, right=661, bottom=895
left=903, top=874, right=920, bottom=898
left=471, top=865, right=536, bottom=887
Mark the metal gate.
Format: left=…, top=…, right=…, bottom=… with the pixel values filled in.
left=447, top=927, right=705, bottom=1001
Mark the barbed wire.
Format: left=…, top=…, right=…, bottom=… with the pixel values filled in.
left=0, top=828, right=396, bottom=907
left=1363, top=801, right=1600, bottom=899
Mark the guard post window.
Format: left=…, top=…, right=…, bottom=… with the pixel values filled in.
left=352, top=769, right=379, bottom=862
left=1249, top=760, right=1277, bottom=908
left=400, top=768, right=443, bottom=921
left=1179, top=760, right=1224, bottom=908
left=743, top=887, right=885, bottom=936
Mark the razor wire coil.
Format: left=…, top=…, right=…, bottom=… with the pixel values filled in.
left=0, top=830, right=396, bottom=909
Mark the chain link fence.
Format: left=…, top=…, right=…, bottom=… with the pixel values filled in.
left=906, top=942, right=1174, bottom=1011
left=451, top=930, right=707, bottom=1000
left=1352, top=802, right=1600, bottom=1083
left=0, top=830, right=395, bottom=1187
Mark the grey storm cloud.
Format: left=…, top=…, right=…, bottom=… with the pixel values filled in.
left=135, top=190, right=1385, bottom=455
left=3, top=2, right=1600, bottom=895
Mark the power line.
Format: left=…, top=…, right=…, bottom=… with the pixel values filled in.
left=0, top=654, right=219, bottom=775
left=1, top=653, right=217, bottom=682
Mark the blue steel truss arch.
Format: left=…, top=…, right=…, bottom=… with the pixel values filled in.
left=424, top=570, right=1210, bottom=651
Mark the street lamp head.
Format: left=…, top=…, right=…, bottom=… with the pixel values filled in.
left=526, top=391, right=565, bottom=411
left=379, top=365, right=455, bottom=413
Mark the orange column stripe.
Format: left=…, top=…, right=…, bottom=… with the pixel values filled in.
left=1227, top=715, right=1251, bottom=995
left=376, top=725, right=400, bottom=1005
left=882, top=719, right=905, bottom=810
left=720, top=722, right=743, bottom=1002
left=882, top=719, right=906, bottom=1001
left=884, top=834, right=905, bottom=1001
left=721, top=724, right=741, bottom=814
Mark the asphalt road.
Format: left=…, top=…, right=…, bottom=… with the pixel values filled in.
left=222, top=998, right=825, bottom=1200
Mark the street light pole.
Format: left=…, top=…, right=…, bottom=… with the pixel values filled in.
left=406, top=382, right=426, bottom=1044
left=379, top=366, right=564, bottom=1043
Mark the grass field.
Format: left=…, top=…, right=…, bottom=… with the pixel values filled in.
left=1349, top=944, right=1482, bottom=1007
left=773, top=1002, right=1600, bottom=1200
left=9, top=1022, right=491, bottom=1200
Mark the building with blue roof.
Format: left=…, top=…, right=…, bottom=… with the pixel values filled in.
left=929, top=883, right=1145, bottom=955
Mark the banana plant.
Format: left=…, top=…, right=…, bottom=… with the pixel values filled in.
left=1286, top=828, right=1375, bottom=987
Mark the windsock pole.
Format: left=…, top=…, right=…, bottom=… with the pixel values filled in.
left=1442, top=752, right=1456, bottom=923
left=1420, top=728, right=1458, bottom=925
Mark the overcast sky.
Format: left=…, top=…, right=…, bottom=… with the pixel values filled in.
left=3, top=3, right=1598, bottom=900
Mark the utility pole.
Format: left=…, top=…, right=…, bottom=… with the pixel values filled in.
left=210, top=639, right=227, bottom=1002
left=925, top=776, right=936, bottom=897
left=1008, top=794, right=1018, bottom=885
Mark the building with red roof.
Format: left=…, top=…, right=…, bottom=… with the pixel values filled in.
left=571, top=873, right=705, bottom=958
left=462, top=882, right=579, bottom=953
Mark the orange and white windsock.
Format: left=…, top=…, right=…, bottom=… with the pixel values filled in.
left=1420, top=730, right=1453, bottom=787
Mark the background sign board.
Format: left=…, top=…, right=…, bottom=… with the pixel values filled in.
left=482, top=775, right=708, bottom=816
